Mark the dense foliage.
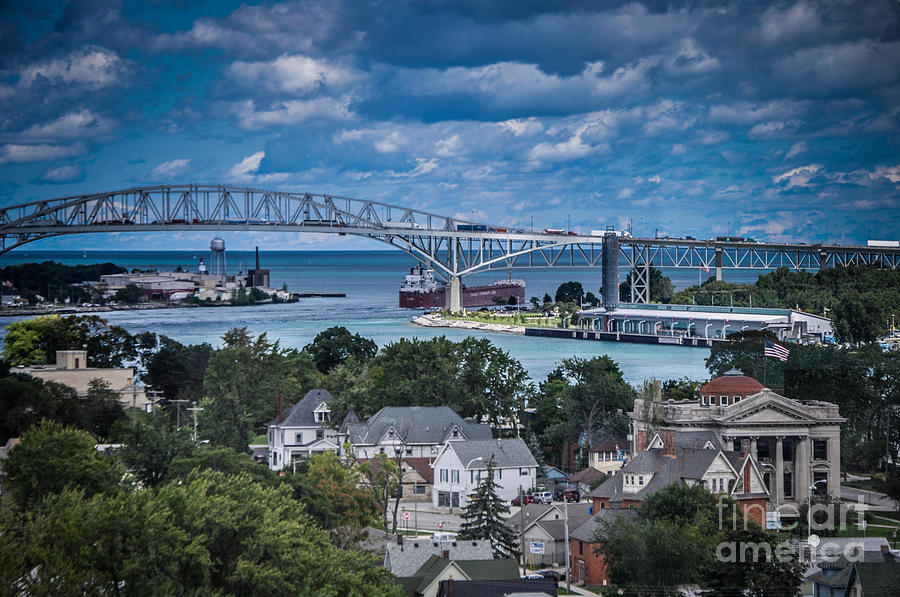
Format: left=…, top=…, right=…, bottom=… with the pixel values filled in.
left=304, top=325, right=378, bottom=373
left=598, top=484, right=802, bottom=597
left=0, top=260, right=125, bottom=304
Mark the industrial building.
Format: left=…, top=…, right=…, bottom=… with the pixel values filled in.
left=577, top=303, right=833, bottom=343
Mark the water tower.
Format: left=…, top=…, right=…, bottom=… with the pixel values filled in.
left=210, top=237, right=226, bottom=282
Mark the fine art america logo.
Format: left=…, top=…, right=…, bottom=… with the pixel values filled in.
left=715, top=495, right=874, bottom=563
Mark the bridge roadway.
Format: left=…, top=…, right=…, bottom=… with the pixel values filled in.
left=1, top=184, right=898, bottom=310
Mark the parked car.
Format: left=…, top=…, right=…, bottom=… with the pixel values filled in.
left=511, top=494, right=536, bottom=506
left=531, top=491, right=553, bottom=504
left=536, top=570, right=561, bottom=583
left=553, top=489, right=581, bottom=502
left=521, top=573, right=544, bottom=580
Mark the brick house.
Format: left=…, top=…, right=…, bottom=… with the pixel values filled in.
left=569, top=508, right=638, bottom=587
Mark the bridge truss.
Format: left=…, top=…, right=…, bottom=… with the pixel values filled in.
left=2, top=185, right=898, bottom=308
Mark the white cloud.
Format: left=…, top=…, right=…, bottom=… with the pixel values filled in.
left=42, top=164, right=84, bottom=183
left=0, top=143, right=85, bottom=165
left=618, top=187, right=634, bottom=199
left=498, top=118, right=543, bottom=137
left=232, top=97, right=354, bottom=129
left=648, top=175, right=661, bottom=184
left=773, top=164, right=823, bottom=187
left=225, top=54, right=363, bottom=95
left=760, top=1, right=822, bottom=43
left=392, top=158, right=439, bottom=178
left=227, top=151, right=265, bottom=181
left=868, top=164, right=900, bottom=184
left=150, top=158, right=191, bottom=178
left=786, top=141, right=808, bottom=159
left=19, top=110, right=114, bottom=142
left=697, top=130, right=730, bottom=145
left=528, top=134, right=597, bottom=162
left=375, top=131, right=406, bottom=154
left=748, top=120, right=796, bottom=139
left=435, top=134, right=463, bottom=157
left=671, top=143, right=688, bottom=155
left=20, top=46, right=124, bottom=89
left=709, top=101, right=803, bottom=125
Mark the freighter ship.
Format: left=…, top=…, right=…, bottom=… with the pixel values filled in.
left=399, top=265, right=525, bottom=309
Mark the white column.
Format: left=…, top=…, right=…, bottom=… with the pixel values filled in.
left=775, top=436, right=785, bottom=505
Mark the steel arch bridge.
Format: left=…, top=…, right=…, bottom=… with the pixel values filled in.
left=2, top=184, right=899, bottom=309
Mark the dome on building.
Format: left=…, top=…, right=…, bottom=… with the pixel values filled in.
left=701, top=368, right=765, bottom=396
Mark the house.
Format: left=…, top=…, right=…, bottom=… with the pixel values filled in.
left=266, top=389, right=345, bottom=471
left=505, top=503, right=592, bottom=567
left=569, top=467, right=606, bottom=495
left=435, top=578, right=557, bottom=597
left=398, top=458, right=435, bottom=502
left=569, top=508, right=639, bottom=586
left=21, top=350, right=150, bottom=410
left=828, top=560, right=900, bottom=597
left=590, top=430, right=770, bottom=526
left=431, top=438, right=538, bottom=509
left=807, top=540, right=897, bottom=597
left=345, top=406, right=493, bottom=460
left=384, top=536, right=493, bottom=577
left=589, top=440, right=629, bottom=474
left=396, top=555, right=520, bottom=597
left=630, top=369, right=845, bottom=508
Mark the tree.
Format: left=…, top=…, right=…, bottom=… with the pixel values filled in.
left=304, top=326, right=378, bottom=373
left=619, top=265, right=675, bottom=303
left=0, top=374, right=84, bottom=443
left=144, top=337, right=212, bottom=401
left=2, top=420, right=123, bottom=508
left=3, top=314, right=140, bottom=368
left=358, top=452, right=402, bottom=534
left=83, top=378, right=126, bottom=439
left=542, top=293, right=552, bottom=304
left=456, top=337, right=531, bottom=431
left=529, top=296, right=540, bottom=309
left=114, top=283, right=143, bottom=303
left=705, top=330, right=779, bottom=388
left=555, top=281, right=584, bottom=304
left=115, top=412, right=196, bottom=487
left=662, top=377, right=703, bottom=401
left=200, top=328, right=322, bottom=451
left=546, top=356, right=636, bottom=459
left=458, top=457, right=521, bottom=559
left=875, top=466, right=900, bottom=512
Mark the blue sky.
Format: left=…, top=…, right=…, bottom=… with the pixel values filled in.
left=1, top=0, right=899, bottom=251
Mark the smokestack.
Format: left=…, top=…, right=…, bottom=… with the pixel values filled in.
left=279, top=392, right=285, bottom=422
left=663, top=430, right=676, bottom=458
left=255, top=246, right=260, bottom=270
left=442, top=549, right=450, bottom=559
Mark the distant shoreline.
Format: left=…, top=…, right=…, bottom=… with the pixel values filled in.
left=410, top=313, right=525, bottom=335
left=0, top=300, right=294, bottom=318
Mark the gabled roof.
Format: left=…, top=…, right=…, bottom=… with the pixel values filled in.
left=445, top=438, right=538, bottom=470
left=402, top=458, right=435, bottom=484
left=506, top=503, right=592, bottom=533
left=346, top=406, right=493, bottom=445
left=409, top=556, right=519, bottom=594
left=569, top=467, right=606, bottom=485
left=713, top=389, right=846, bottom=425
left=846, top=561, right=900, bottom=595
left=267, top=389, right=333, bottom=427
left=384, top=538, right=492, bottom=577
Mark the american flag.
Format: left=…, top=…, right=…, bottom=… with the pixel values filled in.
left=764, top=339, right=789, bottom=362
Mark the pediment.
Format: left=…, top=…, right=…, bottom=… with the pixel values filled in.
left=715, top=390, right=816, bottom=424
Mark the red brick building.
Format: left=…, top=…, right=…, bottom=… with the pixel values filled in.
left=569, top=508, right=637, bottom=587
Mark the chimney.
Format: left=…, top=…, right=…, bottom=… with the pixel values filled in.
left=663, top=430, right=676, bottom=458
left=279, top=392, right=285, bottom=422
left=637, top=430, right=647, bottom=452
left=442, top=549, right=450, bottom=560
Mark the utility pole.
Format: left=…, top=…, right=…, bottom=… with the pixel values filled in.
left=187, top=402, right=204, bottom=443
left=170, top=399, right=189, bottom=428
left=518, top=485, right=526, bottom=576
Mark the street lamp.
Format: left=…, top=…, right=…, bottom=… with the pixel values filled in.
left=808, top=479, right=828, bottom=538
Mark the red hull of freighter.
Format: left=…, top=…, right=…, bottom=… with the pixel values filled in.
left=399, top=282, right=526, bottom=309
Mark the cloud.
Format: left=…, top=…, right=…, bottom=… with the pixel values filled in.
left=41, top=164, right=84, bottom=183
left=225, top=54, right=363, bottom=96
left=231, top=97, right=354, bottom=129
left=498, top=118, right=543, bottom=137
left=786, top=141, right=808, bottom=159
left=374, top=131, right=406, bottom=154
left=228, top=151, right=266, bottom=181
left=392, top=158, right=439, bottom=178
left=709, top=101, right=804, bottom=125
left=150, top=159, right=191, bottom=178
left=19, top=46, right=125, bottom=89
left=0, top=143, right=85, bottom=165
left=18, top=110, right=114, bottom=142
left=435, top=134, right=463, bottom=157
left=773, top=164, right=823, bottom=187
left=528, top=134, right=597, bottom=162
left=867, top=164, right=900, bottom=184
left=759, top=1, right=823, bottom=44
left=774, top=40, right=900, bottom=95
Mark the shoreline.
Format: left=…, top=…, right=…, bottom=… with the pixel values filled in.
left=410, top=313, right=525, bottom=335
left=0, top=300, right=300, bottom=318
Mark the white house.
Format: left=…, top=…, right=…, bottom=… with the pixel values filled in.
left=266, top=389, right=344, bottom=471
left=431, top=438, right=538, bottom=509
left=344, top=406, right=493, bottom=460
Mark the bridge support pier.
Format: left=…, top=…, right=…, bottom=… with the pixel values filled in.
left=715, top=247, right=723, bottom=282
left=445, top=275, right=463, bottom=313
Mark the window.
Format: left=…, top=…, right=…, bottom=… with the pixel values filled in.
left=721, top=396, right=730, bottom=406
left=701, top=395, right=707, bottom=406
left=470, top=471, right=474, bottom=484
left=734, top=395, right=741, bottom=403
left=719, top=478, right=724, bottom=492
left=316, top=429, right=324, bottom=440
left=498, top=469, right=502, bottom=479
left=813, top=472, right=828, bottom=495
left=451, top=429, right=459, bottom=439
left=406, top=448, right=413, bottom=455
left=440, top=469, right=449, bottom=483
left=414, top=485, right=426, bottom=495
left=813, top=439, right=828, bottom=460
left=268, top=429, right=273, bottom=443
left=451, top=470, right=459, bottom=483
left=710, top=395, right=718, bottom=405
left=519, top=468, right=529, bottom=476
left=639, top=476, right=644, bottom=485
left=294, top=433, right=303, bottom=444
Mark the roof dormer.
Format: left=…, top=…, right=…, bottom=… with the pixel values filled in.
left=314, top=402, right=331, bottom=423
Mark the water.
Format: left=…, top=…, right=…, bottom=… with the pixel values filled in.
left=0, top=250, right=726, bottom=384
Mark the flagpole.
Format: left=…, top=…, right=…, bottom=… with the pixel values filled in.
left=763, top=337, right=767, bottom=386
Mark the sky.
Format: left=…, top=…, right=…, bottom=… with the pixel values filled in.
left=1, top=0, right=899, bottom=252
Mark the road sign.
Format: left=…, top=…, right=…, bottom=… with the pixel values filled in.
left=438, top=522, right=444, bottom=529
left=530, top=541, right=545, bottom=554
left=403, top=512, right=410, bottom=520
